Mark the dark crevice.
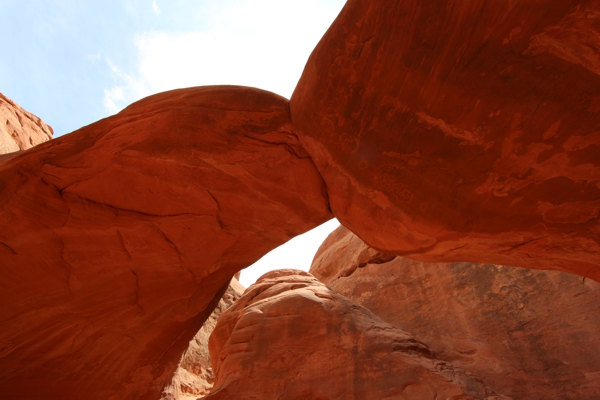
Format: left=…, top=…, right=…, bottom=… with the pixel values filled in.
left=0, top=241, right=17, bottom=255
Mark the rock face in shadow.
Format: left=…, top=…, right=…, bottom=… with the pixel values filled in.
left=291, top=0, right=600, bottom=280
left=311, top=226, right=600, bottom=400
left=161, top=278, right=244, bottom=400
left=205, top=269, right=508, bottom=400
left=0, top=92, right=53, bottom=154
left=0, top=86, right=331, bottom=400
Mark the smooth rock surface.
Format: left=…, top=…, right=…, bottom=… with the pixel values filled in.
left=0, top=92, right=53, bottom=154
left=291, top=0, right=600, bottom=280
left=206, top=269, right=507, bottom=400
left=0, top=86, right=331, bottom=399
left=161, top=278, right=244, bottom=400
left=311, top=226, right=600, bottom=400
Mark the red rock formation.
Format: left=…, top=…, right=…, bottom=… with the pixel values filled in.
left=311, top=226, right=600, bottom=400
left=291, top=0, right=600, bottom=280
left=4, top=1, right=600, bottom=396
left=0, top=92, right=53, bottom=154
left=161, top=278, right=244, bottom=400
left=206, top=269, right=507, bottom=400
left=0, top=86, right=331, bottom=399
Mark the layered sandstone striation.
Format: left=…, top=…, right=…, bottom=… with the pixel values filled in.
left=205, top=269, right=508, bottom=400
left=291, top=0, right=600, bottom=280
left=311, top=226, right=600, bottom=400
left=0, top=92, right=53, bottom=154
left=161, top=279, right=244, bottom=400
left=0, top=86, right=331, bottom=399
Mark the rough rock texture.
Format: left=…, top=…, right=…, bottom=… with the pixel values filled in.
left=205, top=269, right=508, bottom=400
left=311, top=226, right=600, bottom=400
left=0, top=86, right=331, bottom=399
left=0, top=92, right=53, bottom=154
left=161, top=278, right=244, bottom=400
left=291, top=0, right=600, bottom=280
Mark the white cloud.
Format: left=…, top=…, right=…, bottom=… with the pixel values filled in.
left=86, top=53, right=101, bottom=63
left=102, top=87, right=123, bottom=114
left=103, top=0, right=345, bottom=113
left=152, top=0, right=160, bottom=15
left=103, top=59, right=150, bottom=113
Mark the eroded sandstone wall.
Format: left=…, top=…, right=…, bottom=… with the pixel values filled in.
left=0, top=92, right=53, bottom=154
left=205, top=269, right=508, bottom=400
left=311, top=226, right=600, bottom=399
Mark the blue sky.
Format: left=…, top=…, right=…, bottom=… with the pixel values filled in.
left=1, top=0, right=344, bottom=285
left=1, top=0, right=345, bottom=136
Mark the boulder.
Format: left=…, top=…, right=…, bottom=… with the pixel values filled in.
left=291, top=0, right=600, bottom=280
left=311, top=226, right=600, bottom=399
left=205, top=269, right=508, bottom=400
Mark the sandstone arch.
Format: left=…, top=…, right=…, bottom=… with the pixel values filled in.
left=0, top=86, right=331, bottom=399
left=2, top=1, right=600, bottom=398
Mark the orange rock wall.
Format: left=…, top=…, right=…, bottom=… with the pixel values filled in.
left=311, top=226, right=600, bottom=399
left=205, top=270, right=505, bottom=400
left=291, top=0, right=600, bottom=280
left=0, top=92, right=53, bottom=154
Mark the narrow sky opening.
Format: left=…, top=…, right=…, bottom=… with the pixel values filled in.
left=239, top=219, right=340, bottom=287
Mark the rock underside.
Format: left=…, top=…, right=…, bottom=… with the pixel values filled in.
left=291, top=0, right=600, bottom=280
